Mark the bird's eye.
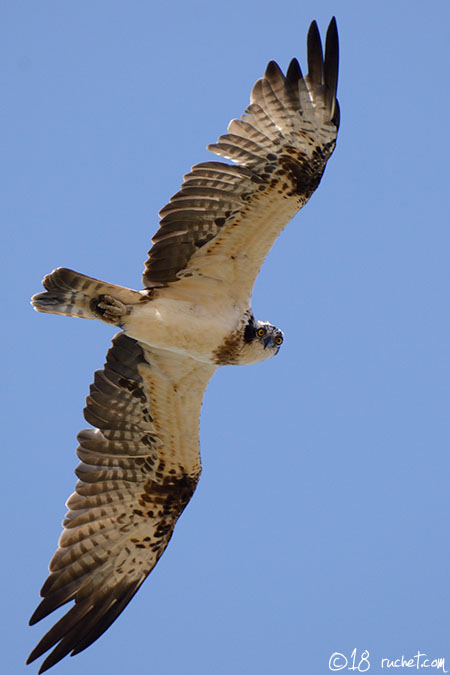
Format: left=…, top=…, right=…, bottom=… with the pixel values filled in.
left=257, top=327, right=266, bottom=337
left=275, top=335, right=283, bottom=345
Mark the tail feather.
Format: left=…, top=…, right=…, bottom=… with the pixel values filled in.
left=31, top=268, right=143, bottom=320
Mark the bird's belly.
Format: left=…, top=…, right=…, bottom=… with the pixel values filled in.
left=123, top=296, right=239, bottom=363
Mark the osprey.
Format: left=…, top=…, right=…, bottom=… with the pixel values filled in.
left=28, top=18, right=339, bottom=673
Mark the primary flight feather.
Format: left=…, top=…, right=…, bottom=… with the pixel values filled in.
left=28, top=18, right=339, bottom=673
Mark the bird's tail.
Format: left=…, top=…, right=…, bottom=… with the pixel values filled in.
left=31, top=268, right=144, bottom=323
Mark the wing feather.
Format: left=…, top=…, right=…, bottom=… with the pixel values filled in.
left=28, top=333, right=215, bottom=673
left=142, top=18, right=339, bottom=303
left=307, top=20, right=325, bottom=85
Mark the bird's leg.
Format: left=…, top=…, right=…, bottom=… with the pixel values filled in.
left=90, top=294, right=129, bottom=325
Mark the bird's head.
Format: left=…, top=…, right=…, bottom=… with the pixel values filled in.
left=239, top=318, right=284, bottom=364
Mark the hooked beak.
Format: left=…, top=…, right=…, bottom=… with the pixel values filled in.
left=263, top=335, right=275, bottom=349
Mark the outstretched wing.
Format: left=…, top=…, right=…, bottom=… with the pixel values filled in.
left=142, top=18, right=339, bottom=307
left=27, top=333, right=216, bottom=674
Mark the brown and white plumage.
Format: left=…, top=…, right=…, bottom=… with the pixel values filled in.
left=28, top=334, right=216, bottom=672
left=29, top=18, right=339, bottom=673
left=142, top=18, right=339, bottom=305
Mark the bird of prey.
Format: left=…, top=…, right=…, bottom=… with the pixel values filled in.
left=28, top=18, right=339, bottom=673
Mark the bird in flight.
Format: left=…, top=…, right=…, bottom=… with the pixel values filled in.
left=28, top=18, right=339, bottom=673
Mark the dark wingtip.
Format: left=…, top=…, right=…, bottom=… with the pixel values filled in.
left=29, top=602, right=44, bottom=626
left=264, top=60, right=286, bottom=93
left=26, top=643, right=42, bottom=667
left=324, top=17, right=339, bottom=120
left=36, top=654, right=60, bottom=674
left=264, top=60, right=284, bottom=80
left=308, top=19, right=319, bottom=35
left=307, top=19, right=324, bottom=84
left=286, top=57, right=303, bottom=85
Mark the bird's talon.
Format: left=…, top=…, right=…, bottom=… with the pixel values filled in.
left=90, top=294, right=128, bottom=323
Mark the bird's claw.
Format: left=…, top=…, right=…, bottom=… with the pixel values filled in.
left=90, top=294, right=128, bottom=324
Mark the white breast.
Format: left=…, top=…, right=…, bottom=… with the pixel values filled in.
left=123, top=290, right=243, bottom=364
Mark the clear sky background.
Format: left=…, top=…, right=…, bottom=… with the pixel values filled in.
left=2, top=1, right=449, bottom=674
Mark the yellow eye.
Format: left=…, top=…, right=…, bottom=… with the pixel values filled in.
left=257, top=327, right=266, bottom=337
left=275, top=335, right=283, bottom=345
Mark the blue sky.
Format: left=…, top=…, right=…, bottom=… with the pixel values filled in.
left=2, top=1, right=449, bottom=674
